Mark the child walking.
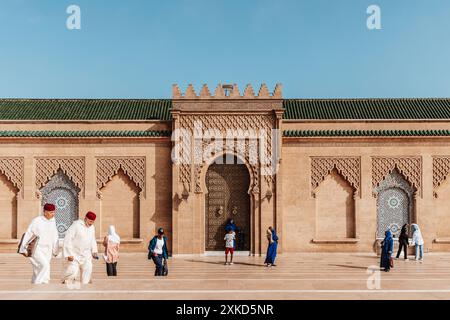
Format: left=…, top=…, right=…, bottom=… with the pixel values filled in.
left=224, top=229, right=235, bottom=265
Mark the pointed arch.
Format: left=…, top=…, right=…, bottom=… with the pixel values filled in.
left=315, top=169, right=356, bottom=239
left=372, top=156, right=422, bottom=197
left=96, top=157, right=145, bottom=199
left=375, top=169, right=414, bottom=238
left=311, top=157, right=361, bottom=198
left=204, top=154, right=251, bottom=251
left=40, top=169, right=80, bottom=238
left=0, top=172, right=19, bottom=239
left=100, top=168, right=141, bottom=239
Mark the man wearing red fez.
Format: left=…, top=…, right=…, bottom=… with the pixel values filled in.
left=62, top=211, right=99, bottom=285
left=19, top=203, right=59, bottom=284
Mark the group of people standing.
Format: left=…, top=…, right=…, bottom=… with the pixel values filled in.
left=223, top=219, right=279, bottom=267
left=380, top=223, right=425, bottom=272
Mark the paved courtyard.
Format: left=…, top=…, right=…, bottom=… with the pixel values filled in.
left=1, top=252, right=450, bottom=300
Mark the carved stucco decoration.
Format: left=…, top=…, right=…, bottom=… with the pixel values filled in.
left=311, top=157, right=361, bottom=198
left=0, top=157, right=24, bottom=194
left=432, top=156, right=450, bottom=198
left=193, top=140, right=260, bottom=194
left=178, top=114, right=275, bottom=194
left=36, top=157, right=85, bottom=194
left=371, top=156, right=422, bottom=197
left=179, top=127, right=192, bottom=193
left=97, top=157, right=145, bottom=198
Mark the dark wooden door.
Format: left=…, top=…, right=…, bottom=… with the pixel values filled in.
left=205, top=157, right=250, bottom=251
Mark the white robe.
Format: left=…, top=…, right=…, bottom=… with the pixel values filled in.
left=63, top=219, right=98, bottom=284
left=19, top=215, right=59, bottom=284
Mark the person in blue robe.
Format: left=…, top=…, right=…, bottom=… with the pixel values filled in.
left=225, top=219, right=237, bottom=233
left=380, top=230, right=394, bottom=272
left=264, top=227, right=279, bottom=267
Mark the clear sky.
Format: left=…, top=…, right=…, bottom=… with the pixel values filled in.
left=1, top=0, right=450, bottom=99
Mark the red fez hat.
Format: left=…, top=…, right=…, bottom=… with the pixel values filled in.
left=43, top=203, right=56, bottom=211
left=85, top=211, right=96, bottom=221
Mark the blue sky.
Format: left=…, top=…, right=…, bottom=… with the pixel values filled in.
left=1, top=0, right=450, bottom=98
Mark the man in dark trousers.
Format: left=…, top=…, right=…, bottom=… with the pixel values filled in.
left=148, top=228, right=169, bottom=276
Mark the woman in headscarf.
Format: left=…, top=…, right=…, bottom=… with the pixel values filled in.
left=395, top=224, right=409, bottom=260
left=102, top=225, right=120, bottom=276
left=264, top=227, right=279, bottom=267
left=380, top=230, right=394, bottom=272
left=411, top=223, right=424, bottom=262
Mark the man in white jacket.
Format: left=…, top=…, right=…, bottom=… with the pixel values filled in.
left=63, top=211, right=98, bottom=285
left=19, top=203, right=59, bottom=284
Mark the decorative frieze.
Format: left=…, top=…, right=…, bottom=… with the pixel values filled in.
left=177, top=114, right=276, bottom=194
left=0, top=157, right=24, bottom=193
left=372, top=156, right=422, bottom=197
left=432, top=156, right=450, bottom=198
left=96, top=157, right=145, bottom=197
left=36, top=157, right=85, bottom=193
left=311, top=157, right=361, bottom=197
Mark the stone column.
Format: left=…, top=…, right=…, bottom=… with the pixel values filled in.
left=17, top=155, right=38, bottom=237
left=83, top=154, right=100, bottom=238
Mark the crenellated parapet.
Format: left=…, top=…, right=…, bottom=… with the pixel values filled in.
left=172, top=83, right=282, bottom=99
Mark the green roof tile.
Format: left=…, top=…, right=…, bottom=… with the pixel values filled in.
left=0, top=130, right=171, bottom=138
left=283, top=130, right=450, bottom=137
left=283, top=98, right=450, bottom=120
left=1, top=98, right=450, bottom=121
left=0, top=99, right=172, bottom=121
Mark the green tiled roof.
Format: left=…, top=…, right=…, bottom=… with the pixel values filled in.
left=0, top=99, right=172, bottom=121
left=283, top=99, right=450, bottom=120
left=0, top=130, right=171, bottom=138
left=284, top=130, right=450, bottom=137
left=2, top=98, right=450, bottom=121
left=3, top=129, right=448, bottom=138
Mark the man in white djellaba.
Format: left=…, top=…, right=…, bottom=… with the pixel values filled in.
left=19, top=203, right=59, bottom=284
left=63, top=211, right=98, bottom=285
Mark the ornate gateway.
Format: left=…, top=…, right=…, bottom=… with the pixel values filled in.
left=205, top=156, right=250, bottom=251
left=40, top=171, right=80, bottom=238
left=171, top=83, right=283, bottom=255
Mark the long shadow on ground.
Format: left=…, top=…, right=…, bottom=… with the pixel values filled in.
left=328, top=264, right=372, bottom=270
left=187, top=260, right=267, bottom=268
